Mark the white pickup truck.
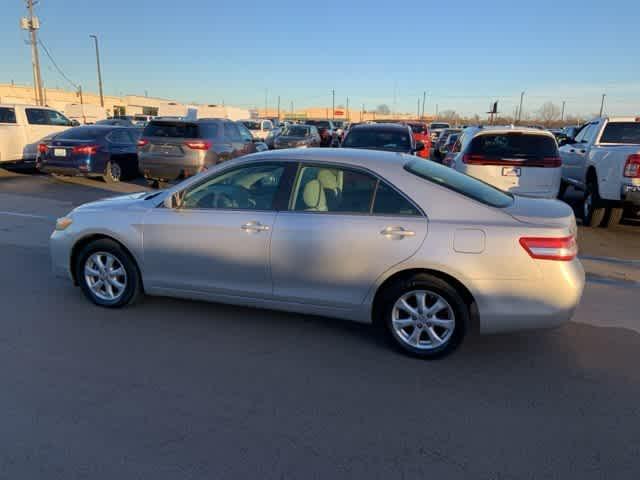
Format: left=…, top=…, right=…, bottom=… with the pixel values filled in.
left=0, top=104, right=75, bottom=166
left=559, top=116, right=640, bottom=227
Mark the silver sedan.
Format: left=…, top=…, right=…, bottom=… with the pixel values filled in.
left=50, top=148, right=585, bottom=358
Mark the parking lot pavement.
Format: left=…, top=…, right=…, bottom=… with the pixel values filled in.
left=1, top=172, right=639, bottom=479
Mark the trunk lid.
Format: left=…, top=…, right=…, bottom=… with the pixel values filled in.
left=504, top=195, right=577, bottom=234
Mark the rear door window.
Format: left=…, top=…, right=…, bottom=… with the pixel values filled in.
left=143, top=122, right=199, bottom=138
left=599, top=122, right=640, bottom=144
left=373, top=181, right=420, bottom=216
left=199, top=122, right=220, bottom=139
left=26, top=108, right=70, bottom=126
left=223, top=122, right=242, bottom=142
left=468, top=132, right=558, bottom=159
left=0, top=107, right=16, bottom=123
left=106, top=129, right=135, bottom=144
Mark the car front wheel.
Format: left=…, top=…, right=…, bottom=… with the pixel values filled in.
left=381, top=274, right=468, bottom=359
left=75, top=239, right=142, bottom=308
left=583, top=179, right=607, bottom=227
left=103, top=161, right=122, bottom=183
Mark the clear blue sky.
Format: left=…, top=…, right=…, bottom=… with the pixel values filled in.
left=2, top=0, right=639, bottom=117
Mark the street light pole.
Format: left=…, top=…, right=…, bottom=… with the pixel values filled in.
left=561, top=101, right=566, bottom=122
left=332, top=89, right=335, bottom=121
left=517, top=91, right=525, bottom=124
left=89, top=35, right=104, bottom=107
left=24, top=0, right=44, bottom=105
left=421, top=91, right=426, bottom=120
left=599, top=94, right=606, bottom=117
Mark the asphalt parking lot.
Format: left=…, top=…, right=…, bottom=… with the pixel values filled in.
left=1, top=169, right=639, bottom=479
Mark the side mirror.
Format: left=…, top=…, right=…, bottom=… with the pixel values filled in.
left=558, top=138, right=572, bottom=147
left=70, top=120, right=80, bottom=126
left=415, top=141, right=425, bottom=152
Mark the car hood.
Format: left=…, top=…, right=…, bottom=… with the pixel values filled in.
left=72, top=191, right=159, bottom=213
left=504, top=195, right=577, bottom=233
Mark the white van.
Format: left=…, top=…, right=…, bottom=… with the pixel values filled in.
left=0, top=104, right=74, bottom=165
left=448, top=126, right=562, bottom=198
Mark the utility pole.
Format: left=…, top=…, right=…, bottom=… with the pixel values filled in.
left=290, top=101, right=294, bottom=114
left=435, top=104, right=439, bottom=119
left=277, top=95, right=280, bottom=121
left=599, top=94, right=606, bottom=117
left=77, top=85, right=86, bottom=124
left=89, top=35, right=104, bottom=107
left=561, top=101, right=566, bottom=122
left=361, top=104, right=365, bottom=122
left=332, top=89, right=335, bottom=121
left=421, top=91, right=426, bottom=120
left=417, top=98, right=420, bottom=119
left=517, top=91, right=525, bottom=124
left=346, top=97, right=349, bottom=121
left=264, top=89, right=268, bottom=117
left=22, top=0, right=44, bottom=105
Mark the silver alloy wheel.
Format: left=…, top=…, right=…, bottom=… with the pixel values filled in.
left=391, top=290, right=455, bottom=350
left=109, top=162, right=121, bottom=181
left=84, top=252, right=127, bottom=301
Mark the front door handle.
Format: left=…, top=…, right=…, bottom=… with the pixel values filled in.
left=380, top=226, right=416, bottom=238
left=241, top=221, right=270, bottom=232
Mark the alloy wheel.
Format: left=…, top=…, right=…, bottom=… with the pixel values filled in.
left=391, top=290, right=455, bottom=350
left=84, top=252, right=127, bottom=301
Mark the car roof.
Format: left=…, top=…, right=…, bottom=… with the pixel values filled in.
left=466, top=125, right=556, bottom=138
left=350, top=122, right=409, bottom=131
left=235, top=147, right=410, bottom=172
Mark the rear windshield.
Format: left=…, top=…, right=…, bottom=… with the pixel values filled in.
left=599, top=122, right=640, bottom=144
left=405, top=159, right=513, bottom=208
left=0, top=107, right=16, bottom=123
left=55, top=127, right=103, bottom=140
left=343, top=129, right=411, bottom=151
left=143, top=121, right=199, bottom=138
left=430, top=123, right=450, bottom=129
left=469, top=132, right=558, bottom=159
left=282, top=126, right=310, bottom=137
left=307, top=120, right=331, bottom=129
left=242, top=121, right=261, bottom=130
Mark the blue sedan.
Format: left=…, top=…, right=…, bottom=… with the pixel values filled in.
left=38, top=125, right=142, bottom=183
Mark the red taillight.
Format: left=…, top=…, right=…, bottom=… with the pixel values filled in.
left=38, top=143, right=48, bottom=154
left=72, top=145, right=100, bottom=155
left=623, top=154, right=640, bottom=178
left=184, top=140, right=212, bottom=150
left=462, top=154, right=561, bottom=167
left=137, top=138, right=149, bottom=148
left=519, top=236, right=577, bottom=261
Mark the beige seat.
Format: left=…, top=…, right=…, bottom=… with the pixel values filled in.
left=317, top=169, right=343, bottom=210
left=302, top=179, right=327, bottom=211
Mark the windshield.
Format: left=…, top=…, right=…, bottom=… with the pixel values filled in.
left=343, top=129, right=411, bottom=151
left=242, top=121, right=261, bottom=130
left=405, top=158, right=513, bottom=208
left=282, top=126, right=310, bottom=137
left=407, top=123, right=426, bottom=134
left=430, top=123, right=450, bottom=129
left=599, top=122, right=640, bottom=144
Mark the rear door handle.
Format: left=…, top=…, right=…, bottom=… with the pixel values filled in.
left=380, top=226, right=416, bottom=238
left=241, top=221, right=270, bottom=232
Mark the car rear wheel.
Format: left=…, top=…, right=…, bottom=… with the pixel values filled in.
left=583, top=179, right=607, bottom=227
left=75, top=239, right=142, bottom=308
left=603, top=207, right=624, bottom=228
left=103, top=161, right=122, bottom=183
left=380, top=274, right=467, bottom=359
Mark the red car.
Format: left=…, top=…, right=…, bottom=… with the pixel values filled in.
left=404, top=122, right=431, bottom=158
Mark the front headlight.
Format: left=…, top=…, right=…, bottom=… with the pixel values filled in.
left=55, top=217, right=73, bottom=231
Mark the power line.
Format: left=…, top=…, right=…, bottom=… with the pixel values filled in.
left=38, top=38, right=79, bottom=90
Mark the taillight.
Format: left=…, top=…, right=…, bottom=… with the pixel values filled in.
left=519, top=236, right=577, bottom=261
left=184, top=140, right=212, bottom=150
left=623, top=154, right=640, bottom=178
left=38, top=143, right=48, bottom=154
left=72, top=145, right=100, bottom=155
left=137, top=138, right=149, bottom=148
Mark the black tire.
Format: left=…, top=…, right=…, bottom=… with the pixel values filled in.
left=583, top=178, right=607, bottom=227
left=378, top=274, right=468, bottom=359
left=603, top=207, right=624, bottom=228
left=103, top=161, right=122, bottom=183
left=557, top=180, right=568, bottom=200
left=75, top=239, right=142, bottom=308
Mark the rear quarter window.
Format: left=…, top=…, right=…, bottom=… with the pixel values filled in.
left=599, top=122, right=640, bottom=144
left=0, top=107, right=16, bottom=123
left=404, top=159, right=513, bottom=208
left=143, top=122, right=199, bottom=138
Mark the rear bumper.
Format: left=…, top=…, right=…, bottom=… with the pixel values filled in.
left=139, top=153, right=206, bottom=181
left=474, top=259, right=585, bottom=334
left=621, top=184, right=640, bottom=206
left=41, top=165, right=98, bottom=177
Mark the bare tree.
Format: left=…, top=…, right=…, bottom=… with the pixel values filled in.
left=439, top=110, right=458, bottom=123
left=375, top=104, right=391, bottom=115
left=538, top=102, right=561, bottom=125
